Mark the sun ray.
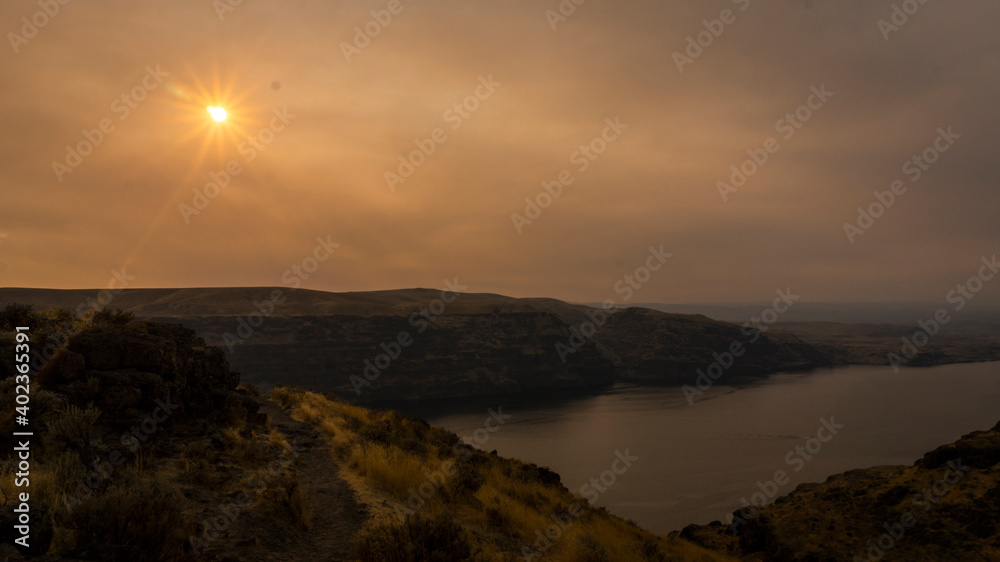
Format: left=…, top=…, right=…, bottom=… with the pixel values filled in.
left=111, top=58, right=285, bottom=270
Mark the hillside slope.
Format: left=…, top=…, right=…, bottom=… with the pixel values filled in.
left=0, top=288, right=834, bottom=402
left=678, top=421, right=1000, bottom=561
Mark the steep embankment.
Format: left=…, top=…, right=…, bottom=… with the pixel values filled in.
left=678, top=421, right=1000, bottom=561
left=269, top=386, right=737, bottom=562
left=0, top=311, right=364, bottom=560
left=595, top=307, right=831, bottom=384
left=0, top=288, right=834, bottom=402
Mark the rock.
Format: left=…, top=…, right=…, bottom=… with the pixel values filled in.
left=0, top=543, right=25, bottom=561
left=917, top=426, right=1000, bottom=470
left=2, top=320, right=260, bottom=457
left=38, top=350, right=86, bottom=384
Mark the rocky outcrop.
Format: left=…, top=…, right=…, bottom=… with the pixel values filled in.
left=678, top=421, right=1000, bottom=561
left=42, top=321, right=258, bottom=424
left=1, top=288, right=845, bottom=403
left=0, top=320, right=263, bottom=459
left=170, top=310, right=618, bottom=402
left=592, top=307, right=833, bottom=384
left=0, top=319, right=265, bottom=559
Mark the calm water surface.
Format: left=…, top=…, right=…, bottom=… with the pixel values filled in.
left=396, top=362, right=1000, bottom=534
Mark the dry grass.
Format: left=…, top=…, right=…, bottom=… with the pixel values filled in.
left=288, top=477, right=314, bottom=531
left=348, top=442, right=433, bottom=501
left=269, top=386, right=736, bottom=561
left=0, top=393, right=301, bottom=558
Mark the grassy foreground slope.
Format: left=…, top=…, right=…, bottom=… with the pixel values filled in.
left=270, top=386, right=735, bottom=562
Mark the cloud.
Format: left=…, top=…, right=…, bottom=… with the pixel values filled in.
left=0, top=0, right=998, bottom=306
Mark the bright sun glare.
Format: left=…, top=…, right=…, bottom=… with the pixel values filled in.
left=207, top=106, right=228, bottom=122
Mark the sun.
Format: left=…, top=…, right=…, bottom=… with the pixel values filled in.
left=207, top=106, right=228, bottom=122
left=160, top=63, right=270, bottom=172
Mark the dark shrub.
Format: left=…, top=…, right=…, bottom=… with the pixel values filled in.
left=0, top=303, right=36, bottom=331
left=44, top=403, right=101, bottom=461
left=574, top=533, right=611, bottom=562
left=69, top=478, right=187, bottom=561
left=355, top=514, right=472, bottom=562
left=641, top=537, right=668, bottom=561
left=450, top=459, right=485, bottom=496
left=85, top=308, right=135, bottom=327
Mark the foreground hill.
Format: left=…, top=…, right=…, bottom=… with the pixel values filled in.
left=0, top=288, right=834, bottom=403
left=0, top=311, right=730, bottom=561
left=2, top=309, right=997, bottom=560
left=678, top=421, right=1000, bottom=561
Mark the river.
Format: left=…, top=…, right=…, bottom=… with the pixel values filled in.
left=396, top=362, right=1000, bottom=534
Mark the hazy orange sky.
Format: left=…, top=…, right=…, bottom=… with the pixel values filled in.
left=1, top=0, right=998, bottom=305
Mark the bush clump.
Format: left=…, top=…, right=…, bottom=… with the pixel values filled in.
left=68, top=477, right=187, bottom=561
left=355, top=514, right=472, bottom=562
left=44, top=403, right=101, bottom=462
left=450, top=457, right=486, bottom=497
left=83, top=308, right=135, bottom=327
left=0, top=303, right=37, bottom=331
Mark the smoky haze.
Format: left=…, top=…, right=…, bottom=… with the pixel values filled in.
left=1, top=0, right=998, bottom=307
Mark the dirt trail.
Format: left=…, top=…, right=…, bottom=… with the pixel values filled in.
left=212, top=399, right=368, bottom=561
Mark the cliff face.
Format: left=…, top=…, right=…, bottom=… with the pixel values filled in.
left=592, top=307, right=833, bottom=384
left=678, top=421, right=1000, bottom=561
left=0, top=288, right=838, bottom=403
left=152, top=302, right=831, bottom=403
left=157, top=310, right=618, bottom=402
